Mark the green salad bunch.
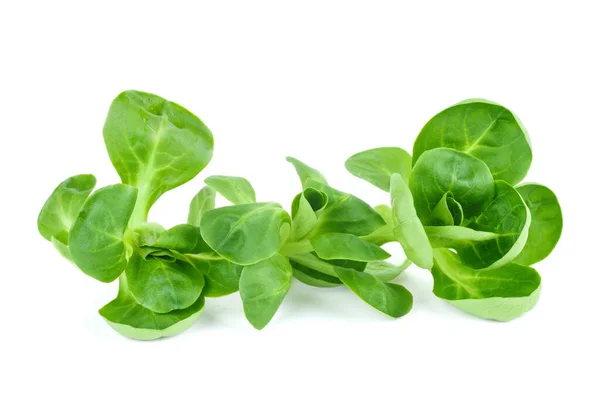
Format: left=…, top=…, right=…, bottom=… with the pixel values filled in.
left=38, top=92, right=562, bottom=340
left=346, top=99, right=562, bottom=321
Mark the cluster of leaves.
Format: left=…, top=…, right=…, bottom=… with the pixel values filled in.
left=38, top=92, right=562, bottom=340
left=346, top=99, right=562, bottom=321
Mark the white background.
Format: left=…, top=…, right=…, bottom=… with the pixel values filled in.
left=1, top=1, right=598, bottom=399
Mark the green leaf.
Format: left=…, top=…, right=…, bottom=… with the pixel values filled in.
left=151, top=224, right=211, bottom=254
left=345, top=147, right=412, bottom=191
left=125, top=252, right=205, bottom=313
left=290, top=191, right=318, bottom=241
left=203, top=259, right=244, bottom=297
left=307, top=179, right=385, bottom=236
left=429, top=193, right=464, bottom=226
left=413, top=100, right=532, bottom=185
left=69, top=184, right=137, bottom=282
left=409, top=148, right=495, bottom=224
left=310, top=233, right=390, bottom=261
left=188, top=186, right=216, bottom=226
left=431, top=248, right=541, bottom=321
left=205, top=175, right=256, bottom=204
left=103, top=90, right=214, bottom=221
left=239, top=254, right=293, bottom=329
left=200, top=202, right=291, bottom=265
left=360, top=205, right=396, bottom=245
left=390, top=173, right=433, bottom=269
left=513, top=184, right=563, bottom=266
left=334, top=267, right=413, bottom=317
left=364, top=259, right=411, bottom=281
left=455, top=181, right=531, bottom=269
left=38, top=174, right=96, bottom=245
left=286, top=156, right=328, bottom=188
left=99, top=275, right=205, bottom=340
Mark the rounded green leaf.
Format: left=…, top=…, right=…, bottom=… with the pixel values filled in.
left=390, top=173, right=433, bottom=269
left=455, top=181, right=531, bottom=269
left=99, top=276, right=205, bottom=341
left=413, top=100, right=532, bottom=185
left=409, top=148, right=495, bottom=224
left=103, top=90, right=214, bottom=219
left=431, top=249, right=541, bottom=321
left=200, top=202, right=291, bottom=265
left=239, top=254, right=293, bottom=329
left=345, top=147, right=412, bottom=191
left=513, top=184, right=563, bottom=266
left=125, top=252, right=205, bottom=313
left=69, top=184, right=137, bottom=282
left=310, top=233, right=390, bottom=262
left=188, top=186, right=216, bottom=226
left=334, top=267, right=413, bottom=318
left=38, top=174, right=97, bottom=245
left=204, top=175, right=256, bottom=205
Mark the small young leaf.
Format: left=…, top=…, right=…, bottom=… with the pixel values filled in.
left=239, top=254, right=293, bottom=329
left=38, top=174, right=96, bottom=245
left=200, top=202, right=291, bottom=265
left=99, top=275, right=205, bottom=341
left=431, top=248, right=541, bottom=321
left=390, top=173, right=433, bottom=269
left=290, top=192, right=318, bottom=241
left=286, top=156, right=328, bottom=188
left=134, top=222, right=166, bottom=246
left=409, top=148, right=495, bottom=224
left=345, top=147, right=412, bottom=191
left=413, top=100, right=532, bottom=185
left=513, top=184, right=563, bottom=266
left=205, top=175, right=256, bottom=204
left=188, top=186, right=216, bottom=226
left=310, top=233, right=390, bottom=262
left=429, top=193, right=464, bottom=226
left=334, top=267, right=413, bottom=318
left=456, top=181, right=531, bottom=269
left=125, top=252, right=205, bottom=313
left=69, top=184, right=137, bottom=282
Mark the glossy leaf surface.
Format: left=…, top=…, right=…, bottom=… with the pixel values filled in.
left=201, top=202, right=291, bottom=265
left=69, top=184, right=137, bottom=282
left=103, top=90, right=213, bottom=219
left=413, top=100, right=532, bottom=185
left=187, top=186, right=216, bottom=226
